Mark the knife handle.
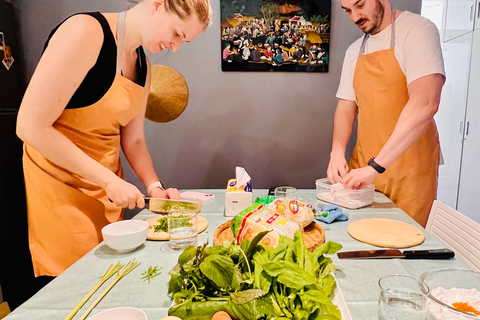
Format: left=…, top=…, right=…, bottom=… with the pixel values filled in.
left=403, top=249, right=455, bottom=259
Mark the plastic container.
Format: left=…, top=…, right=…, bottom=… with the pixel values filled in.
left=315, top=178, right=374, bottom=209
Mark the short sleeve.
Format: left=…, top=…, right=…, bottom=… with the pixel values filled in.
left=336, top=44, right=359, bottom=101
left=402, top=18, right=445, bottom=85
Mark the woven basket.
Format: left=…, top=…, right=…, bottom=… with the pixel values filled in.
left=213, top=220, right=325, bottom=252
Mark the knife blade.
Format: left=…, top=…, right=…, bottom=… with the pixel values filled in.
left=144, top=197, right=202, bottom=214
left=337, top=248, right=455, bottom=260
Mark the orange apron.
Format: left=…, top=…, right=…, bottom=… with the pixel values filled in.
left=23, top=12, right=147, bottom=276
left=350, top=11, right=440, bottom=227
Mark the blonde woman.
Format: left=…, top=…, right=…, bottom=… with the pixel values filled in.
left=16, top=0, right=211, bottom=277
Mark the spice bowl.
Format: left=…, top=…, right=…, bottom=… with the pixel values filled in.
left=420, top=268, right=480, bottom=319
left=102, top=220, right=149, bottom=252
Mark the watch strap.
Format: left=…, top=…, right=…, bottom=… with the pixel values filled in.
left=368, top=157, right=386, bottom=174
left=147, top=181, right=165, bottom=195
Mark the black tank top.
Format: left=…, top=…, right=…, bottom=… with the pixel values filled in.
left=43, top=12, right=147, bottom=109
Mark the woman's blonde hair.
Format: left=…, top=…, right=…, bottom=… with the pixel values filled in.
left=165, top=0, right=212, bottom=28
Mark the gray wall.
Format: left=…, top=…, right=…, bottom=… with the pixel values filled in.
left=13, top=0, right=421, bottom=191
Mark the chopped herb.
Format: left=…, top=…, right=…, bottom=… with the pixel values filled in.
left=151, top=217, right=169, bottom=233
left=141, top=265, right=162, bottom=283
left=151, top=215, right=192, bottom=233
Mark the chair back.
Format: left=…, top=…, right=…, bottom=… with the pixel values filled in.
left=426, top=200, right=480, bottom=270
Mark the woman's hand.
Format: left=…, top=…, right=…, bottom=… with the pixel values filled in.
left=150, top=187, right=181, bottom=200
left=104, top=177, right=145, bottom=209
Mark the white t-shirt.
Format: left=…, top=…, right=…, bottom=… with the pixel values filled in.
left=336, top=11, right=445, bottom=101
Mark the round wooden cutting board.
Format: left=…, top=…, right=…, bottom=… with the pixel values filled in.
left=146, top=216, right=208, bottom=241
left=347, top=218, right=425, bottom=248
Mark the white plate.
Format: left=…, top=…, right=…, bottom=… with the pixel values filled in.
left=332, top=280, right=353, bottom=320
left=166, top=282, right=352, bottom=320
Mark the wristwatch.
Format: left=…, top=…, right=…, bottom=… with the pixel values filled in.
left=367, top=157, right=386, bottom=174
left=147, top=181, right=165, bottom=195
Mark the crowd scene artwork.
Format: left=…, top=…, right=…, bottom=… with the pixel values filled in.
left=221, top=0, right=331, bottom=72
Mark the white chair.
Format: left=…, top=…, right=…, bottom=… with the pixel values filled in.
left=426, top=200, right=480, bottom=271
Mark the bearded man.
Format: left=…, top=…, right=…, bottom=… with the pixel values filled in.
left=327, top=0, right=445, bottom=227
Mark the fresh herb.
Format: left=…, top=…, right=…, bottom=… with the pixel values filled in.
left=167, top=231, right=343, bottom=320
left=151, top=216, right=193, bottom=233
left=141, top=265, right=162, bottom=283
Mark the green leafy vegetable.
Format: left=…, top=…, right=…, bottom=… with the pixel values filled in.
left=167, top=230, right=343, bottom=320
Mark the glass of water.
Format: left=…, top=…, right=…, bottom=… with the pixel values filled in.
left=274, top=186, right=297, bottom=199
left=378, top=275, right=429, bottom=320
left=167, top=210, right=198, bottom=250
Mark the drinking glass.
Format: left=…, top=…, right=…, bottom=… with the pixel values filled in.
left=274, top=186, right=297, bottom=199
left=378, top=275, right=429, bottom=320
left=167, top=210, right=198, bottom=250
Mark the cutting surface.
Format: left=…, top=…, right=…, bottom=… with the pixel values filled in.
left=348, top=218, right=425, bottom=248
left=146, top=216, right=208, bottom=240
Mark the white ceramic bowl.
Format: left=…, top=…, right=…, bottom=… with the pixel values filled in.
left=101, top=220, right=149, bottom=252
left=88, top=307, right=147, bottom=320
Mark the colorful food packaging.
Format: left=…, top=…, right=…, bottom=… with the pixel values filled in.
left=231, top=204, right=302, bottom=248
left=266, top=198, right=315, bottom=228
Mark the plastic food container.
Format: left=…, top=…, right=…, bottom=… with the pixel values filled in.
left=315, top=178, right=374, bottom=209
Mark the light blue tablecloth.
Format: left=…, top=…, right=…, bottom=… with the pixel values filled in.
left=5, top=190, right=467, bottom=320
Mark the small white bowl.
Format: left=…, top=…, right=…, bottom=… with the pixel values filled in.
left=102, top=220, right=149, bottom=252
left=88, top=307, right=147, bottom=320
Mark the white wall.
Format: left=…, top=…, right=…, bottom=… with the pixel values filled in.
left=14, top=0, right=421, bottom=191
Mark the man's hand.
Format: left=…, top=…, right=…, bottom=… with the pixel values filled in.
left=342, top=166, right=379, bottom=189
left=327, top=152, right=349, bottom=184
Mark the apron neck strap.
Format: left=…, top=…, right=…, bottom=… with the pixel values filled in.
left=359, top=6, right=397, bottom=56
left=116, top=11, right=126, bottom=75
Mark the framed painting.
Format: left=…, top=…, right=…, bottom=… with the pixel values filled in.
left=221, top=0, right=331, bottom=72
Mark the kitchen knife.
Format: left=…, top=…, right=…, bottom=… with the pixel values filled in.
left=144, top=197, right=202, bottom=214
left=337, top=248, right=455, bottom=260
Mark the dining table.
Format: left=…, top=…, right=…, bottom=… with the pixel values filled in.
left=4, top=189, right=468, bottom=320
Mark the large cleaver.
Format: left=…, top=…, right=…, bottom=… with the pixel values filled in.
left=337, top=248, right=455, bottom=260
left=144, top=197, right=202, bottom=214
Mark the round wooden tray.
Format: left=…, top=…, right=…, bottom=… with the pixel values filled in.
left=213, top=220, right=325, bottom=252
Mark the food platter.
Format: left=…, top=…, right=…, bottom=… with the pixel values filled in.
left=213, top=220, right=325, bottom=251
left=146, top=216, right=208, bottom=240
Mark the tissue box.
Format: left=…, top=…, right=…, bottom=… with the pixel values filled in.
left=225, top=178, right=253, bottom=217
left=225, top=191, right=253, bottom=217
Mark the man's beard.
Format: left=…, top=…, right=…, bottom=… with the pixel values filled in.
left=364, top=0, right=385, bottom=35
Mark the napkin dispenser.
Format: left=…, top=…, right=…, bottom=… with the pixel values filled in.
left=224, top=167, right=253, bottom=217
